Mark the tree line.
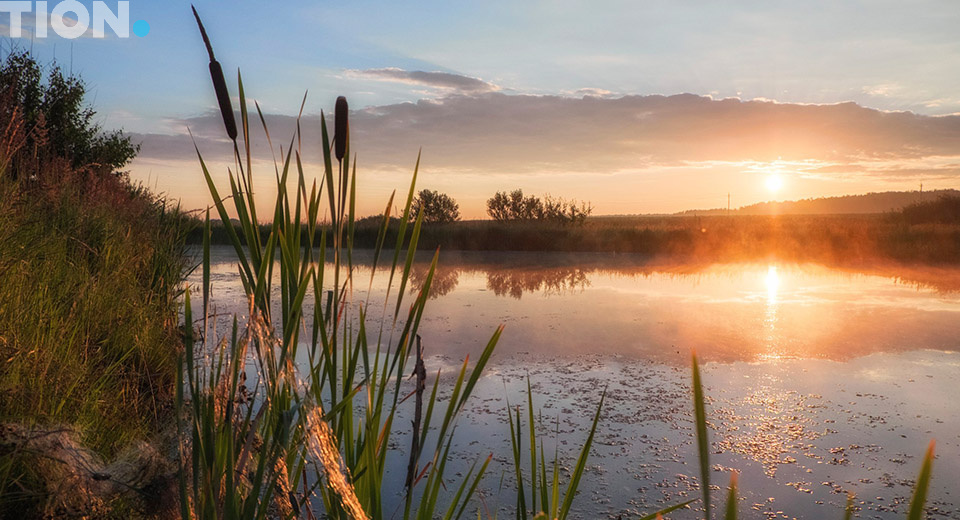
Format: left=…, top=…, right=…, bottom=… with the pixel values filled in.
left=410, top=188, right=592, bottom=225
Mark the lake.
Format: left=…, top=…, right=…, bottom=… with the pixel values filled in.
left=189, top=246, right=960, bottom=519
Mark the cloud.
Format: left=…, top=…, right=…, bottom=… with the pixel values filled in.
left=345, top=68, right=499, bottom=94
left=862, top=83, right=902, bottom=98
left=565, top=87, right=617, bottom=98
left=130, top=93, right=960, bottom=183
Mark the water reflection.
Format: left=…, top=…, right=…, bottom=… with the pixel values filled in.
left=196, top=248, right=960, bottom=364
left=765, top=265, right=780, bottom=304
left=191, top=247, right=960, bottom=517
left=763, top=265, right=782, bottom=361
left=409, top=264, right=460, bottom=298
left=714, top=369, right=825, bottom=478
left=485, top=267, right=590, bottom=299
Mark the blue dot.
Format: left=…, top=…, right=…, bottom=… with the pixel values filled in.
left=133, top=20, right=150, bottom=37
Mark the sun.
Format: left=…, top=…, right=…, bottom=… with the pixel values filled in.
left=765, top=174, right=783, bottom=192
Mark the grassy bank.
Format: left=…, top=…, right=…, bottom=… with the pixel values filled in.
left=193, top=205, right=960, bottom=265
left=0, top=169, right=192, bottom=515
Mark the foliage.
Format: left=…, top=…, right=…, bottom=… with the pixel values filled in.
left=507, top=379, right=615, bottom=520
left=486, top=189, right=591, bottom=225
left=0, top=50, right=138, bottom=179
left=411, top=188, right=461, bottom=223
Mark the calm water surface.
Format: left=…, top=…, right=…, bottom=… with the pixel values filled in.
left=189, top=246, right=960, bottom=519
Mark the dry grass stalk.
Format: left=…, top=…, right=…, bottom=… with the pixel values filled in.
left=306, top=409, right=369, bottom=520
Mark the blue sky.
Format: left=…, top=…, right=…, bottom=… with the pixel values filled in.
left=7, top=1, right=960, bottom=216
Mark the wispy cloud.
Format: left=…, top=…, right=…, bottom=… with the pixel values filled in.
left=345, top=68, right=500, bottom=94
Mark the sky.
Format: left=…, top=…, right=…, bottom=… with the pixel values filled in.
left=6, top=0, right=960, bottom=217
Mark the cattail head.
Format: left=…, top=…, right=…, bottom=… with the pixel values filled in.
left=334, top=96, right=348, bottom=161
left=192, top=5, right=237, bottom=141
left=209, top=61, right=238, bottom=140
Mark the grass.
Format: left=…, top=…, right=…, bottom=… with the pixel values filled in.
left=0, top=168, right=192, bottom=514
left=0, top=9, right=942, bottom=517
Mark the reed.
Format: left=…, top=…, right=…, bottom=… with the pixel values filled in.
left=180, top=8, right=508, bottom=519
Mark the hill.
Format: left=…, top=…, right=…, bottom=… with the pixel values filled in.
left=677, top=189, right=960, bottom=216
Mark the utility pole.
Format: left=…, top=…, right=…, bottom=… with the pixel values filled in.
left=920, top=182, right=923, bottom=193
left=727, top=192, right=731, bottom=215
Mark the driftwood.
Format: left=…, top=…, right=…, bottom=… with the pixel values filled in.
left=0, top=423, right=177, bottom=518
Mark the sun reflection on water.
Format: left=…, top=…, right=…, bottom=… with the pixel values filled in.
left=765, top=265, right=780, bottom=304
left=761, top=265, right=784, bottom=361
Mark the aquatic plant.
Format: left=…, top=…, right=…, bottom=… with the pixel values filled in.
left=181, top=8, right=506, bottom=519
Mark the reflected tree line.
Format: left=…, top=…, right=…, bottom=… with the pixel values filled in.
left=402, top=257, right=960, bottom=300
left=408, top=264, right=592, bottom=299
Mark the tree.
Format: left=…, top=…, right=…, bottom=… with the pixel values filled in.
left=411, top=189, right=461, bottom=223
left=0, top=50, right=138, bottom=179
left=488, top=189, right=543, bottom=221
left=486, top=191, right=511, bottom=221
left=487, top=189, right=592, bottom=225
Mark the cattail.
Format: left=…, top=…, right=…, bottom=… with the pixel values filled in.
left=192, top=6, right=238, bottom=141
left=334, top=96, right=348, bottom=161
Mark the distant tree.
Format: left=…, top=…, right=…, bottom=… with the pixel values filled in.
left=0, top=50, right=138, bottom=179
left=543, top=195, right=592, bottom=225
left=487, top=188, right=592, bottom=225
left=486, top=191, right=511, bottom=221
left=411, top=189, right=461, bottom=223
left=488, top=189, right=542, bottom=221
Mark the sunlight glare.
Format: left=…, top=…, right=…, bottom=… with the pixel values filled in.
left=765, top=174, right=783, bottom=192
left=765, top=265, right=780, bottom=304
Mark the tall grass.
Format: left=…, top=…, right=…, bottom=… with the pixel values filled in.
left=0, top=168, right=192, bottom=514
left=180, top=9, right=508, bottom=519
